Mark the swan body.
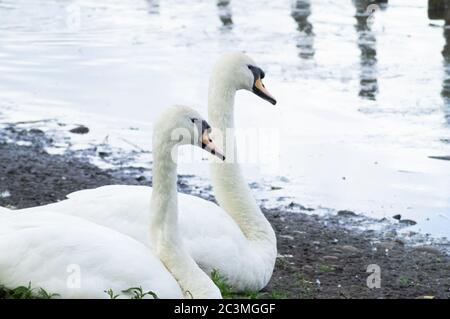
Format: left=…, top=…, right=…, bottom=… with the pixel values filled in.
left=0, top=207, right=11, bottom=214
left=22, top=185, right=269, bottom=291
left=0, top=107, right=222, bottom=299
left=0, top=211, right=182, bottom=299
left=13, top=53, right=278, bottom=292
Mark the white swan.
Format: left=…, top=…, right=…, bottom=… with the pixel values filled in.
left=14, top=52, right=278, bottom=292
left=0, top=207, right=10, bottom=214
left=0, top=106, right=223, bottom=299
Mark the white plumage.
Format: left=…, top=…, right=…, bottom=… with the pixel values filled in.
left=24, top=185, right=270, bottom=291
left=0, top=107, right=222, bottom=299
left=0, top=207, right=11, bottom=214
left=8, top=52, right=278, bottom=292
left=0, top=211, right=182, bottom=299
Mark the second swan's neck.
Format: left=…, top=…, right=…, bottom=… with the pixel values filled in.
left=150, top=139, right=221, bottom=299
left=208, top=75, right=277, bottom=266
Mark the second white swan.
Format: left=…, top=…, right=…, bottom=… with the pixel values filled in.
left=11, top=52, right=278, bottom=292
left=0, top=106, right=223, bottom=299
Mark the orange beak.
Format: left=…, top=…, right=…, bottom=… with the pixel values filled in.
left=254, top=78, right=277, bottom=105
left=202, top=131, right=225, bottom=161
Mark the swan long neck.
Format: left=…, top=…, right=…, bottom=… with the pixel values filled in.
left=150, top=138, right=221, bottom=299
left=208, top=74, right=277, bottom=263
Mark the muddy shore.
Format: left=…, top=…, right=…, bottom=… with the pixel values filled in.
left=0, top=126, right=449, bottom=299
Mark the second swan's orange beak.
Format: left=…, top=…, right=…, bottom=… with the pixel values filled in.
left=202, top=131, right=225, bottom=161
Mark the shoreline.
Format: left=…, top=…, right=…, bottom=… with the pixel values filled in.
left=0, top=123, right=449, bottom=298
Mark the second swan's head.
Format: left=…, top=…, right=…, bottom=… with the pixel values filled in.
left=211, top=52, right=277, bottom=105
left=154, top=106, right=226, bottom=161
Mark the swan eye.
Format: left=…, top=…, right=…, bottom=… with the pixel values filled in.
left=190, top=118, right=197, bottom=123
left=201, top=119, right=212, bottom=133
left=260, top=70, right=265, bottom=79
left=247, top=65, right=264, bottom=80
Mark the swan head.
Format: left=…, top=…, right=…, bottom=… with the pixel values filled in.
left=154, top=106, right=225, bottom=160
left=211, top=52, right=277, bottom=105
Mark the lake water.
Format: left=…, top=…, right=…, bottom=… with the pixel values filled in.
left=0, top=0, right=449, bottom=239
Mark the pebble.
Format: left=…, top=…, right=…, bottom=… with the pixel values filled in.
left=69, top=125, right=89, bottom=134
left=399, top=219, right=417, bottom=226
left=29, top=128, right=44, bottom=135
left=412, top=246, right=441, bottom=255
left=322, top=255, right=339, bottom=261
left=98, top=151, right=110, bottom=158
left=338, top=245, right=361, bottom=254
left=280, top=235, right=294, bottom=240
left=337, top=210, right=357, bottom=217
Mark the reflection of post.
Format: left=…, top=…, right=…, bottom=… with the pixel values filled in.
left=442, top=3, right=450, bottom=124
left=428, top=1, right=450, bottom=123
left=428, top=0, right=449, bottom=20
left=353, top=0, right=383, bottom=100
left=146, top=0, right=160, bottom=15
left=217, top=0, right=233, bottom=28
left=291, top=0, right=314, bottom=60
left=442, top=27, right=450, bottom=124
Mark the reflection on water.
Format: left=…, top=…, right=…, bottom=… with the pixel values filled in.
left=442, top=26, right=450, bottom=125
left=353, top=0, right=380, bottom=100
left=291, top=0, right=314, bottom=60
left=146, top=0, right=160, bottom=15
left=217, top=0, right=233, bottom=28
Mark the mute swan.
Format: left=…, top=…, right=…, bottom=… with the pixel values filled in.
left=14, top=52, right=278, bottom=292
left=0, top=207, right=10, bottom=214
left=0, top=106, right=223, bottom=299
